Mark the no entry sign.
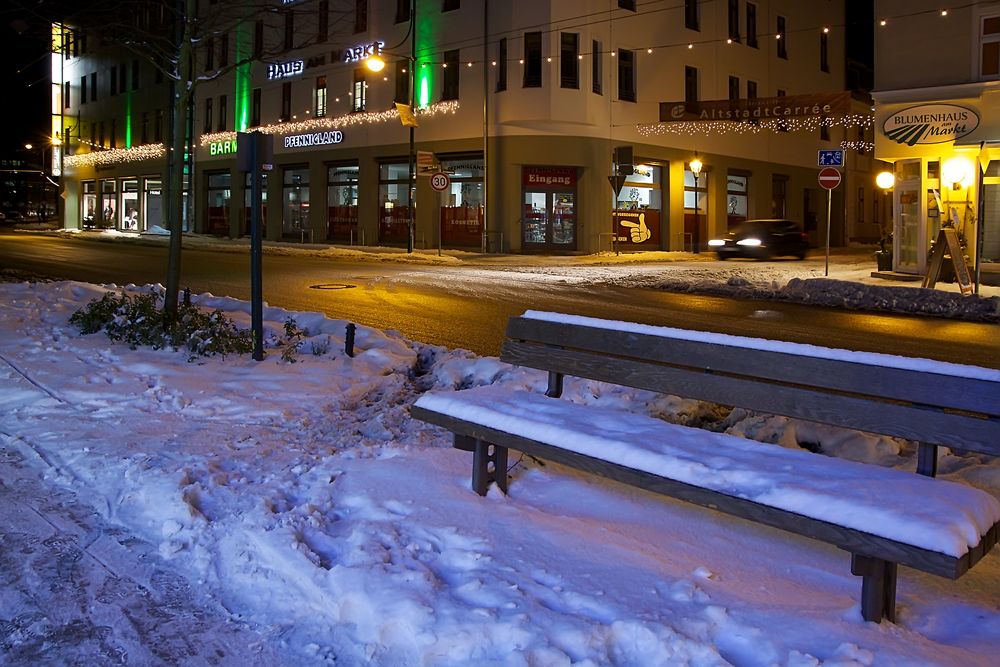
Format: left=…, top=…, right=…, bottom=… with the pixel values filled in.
left=818, top=167, right=842, bottom=190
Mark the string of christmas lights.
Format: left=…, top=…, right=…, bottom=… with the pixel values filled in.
left=637, top=114, right=874, bottom=137
left=64, top=143, right=166, bottom=169
left=198, top=100, right=460, bottom=147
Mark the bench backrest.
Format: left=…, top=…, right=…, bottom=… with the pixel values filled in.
left=500, top=313, right=1000, bottom=458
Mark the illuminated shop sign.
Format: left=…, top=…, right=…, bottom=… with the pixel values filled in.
left=343, top=41, right=384, bottom=64
left=283, top=131, right=344, bottom=148
left=882, top=104, right=980, bottom=146
left=209, top=139, right=238, bottom=156
left=267, top=60, right=305, bottom=80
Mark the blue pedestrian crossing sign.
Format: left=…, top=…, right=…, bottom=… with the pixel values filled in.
left=818, top=150, right=845, bottom=167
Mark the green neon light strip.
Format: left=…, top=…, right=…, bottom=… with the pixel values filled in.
left=234, top=23, right=251, bottom=131
left=125, top=92, right=133, bottom=147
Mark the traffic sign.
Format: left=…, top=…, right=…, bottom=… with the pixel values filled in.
left=818, top=149, right=844, bottom=167
left=429, top=172, right=451, bottom=191
left=818, top=167, right=841, bottom=190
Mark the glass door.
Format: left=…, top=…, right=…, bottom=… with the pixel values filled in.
left=552, top=192, right=576, bottom=246
left=522, top=192, right=577, bottom=250
left=894, top=160, right=922, bottom=273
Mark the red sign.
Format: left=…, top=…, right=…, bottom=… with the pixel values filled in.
left=430, top=172, right=450, bottom=191
left=818, top=167, right=841, bottom=190
left=522, top=166, right=578, bottom=188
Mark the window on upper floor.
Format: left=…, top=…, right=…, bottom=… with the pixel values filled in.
left=355, top=0, right=368, bottom=33
left=282, top=82, right=292, bottom=120
left=318, top=0, right=329, bottom=42
left=592, top=40, right=603, bottom=94
left=218, top=95, right=228, bottom=132
left=524, top=32, right=542, bottom=88
left=685, top=65, right=698, bottom=102
left=496, top=38, right=507, bottom=92
left=685, top=0, right=699, bottom=31
left=205, top=37, right=214, bottom=71
left=746, top=3, right=758, bottom=48
left=442, top=49, right=460, bottom=100
left=204, top=97, right=213, bottom=133
left=820, top=33, right=829, bottom=72
left=132, top=59, right=140, bottom=90
left=443, top=0, right=460, bottom=11
left=618, top=48, right=636, bottom=102
left=561, top=33, right=579, bottom=89
left=728, top=0, right=740, bottom=42
left=284, top=10, right=294, bottom=51
left=251, top=88, right=261, bottom=127
left=220, top=33, right=229, bottom=67
left=728, top=75, right=740, bottom=101
left=91, top=72, right=98, bottom=101
left=254, top=20, right=264, bottom=58
left=777, top=16, right=787, bottom=59
left=110, top=65, right=118, bottom=95
left=618, top=0, right=636, bottom=10
left=396, top=0, right=411, bottom=23
left=352, top=69, right=366, bottom=111
left=981, top=16, right=1000, bottom=78
left=81, top=75, right=87, bottom=104
left=119, top=63, right=126, bottom=93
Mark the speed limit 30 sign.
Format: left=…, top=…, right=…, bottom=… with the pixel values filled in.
left=818, top=167, right=841, bottom=190
left=430, top=172, right=451, bottom=191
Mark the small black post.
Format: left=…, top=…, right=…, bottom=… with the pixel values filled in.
left=182, top=287, right=191, bottom=306
left=916, top=443, right=938, bottom=477
left=345, top=322, right=356, bottom=358
left=249, top=139, right=264, bottom=361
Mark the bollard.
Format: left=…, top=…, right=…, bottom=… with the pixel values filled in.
left=345, top=322, right=356, bottom=358
left=182, top=287, right=191, bottom=306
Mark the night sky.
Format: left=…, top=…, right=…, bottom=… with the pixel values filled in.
left=1, top=6, right=54, bottom=156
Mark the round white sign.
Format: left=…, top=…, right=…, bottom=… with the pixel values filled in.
left=430, top=172, right=450, bottom=192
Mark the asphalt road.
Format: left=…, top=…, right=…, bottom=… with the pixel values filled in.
left=2, top=231, right=998, bottom=367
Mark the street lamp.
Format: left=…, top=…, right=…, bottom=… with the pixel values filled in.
left=875, top=170, right=894, bottom=271
left=367, top=0, right=417, bottom=253
left=689, top=155, right=703, bottom=253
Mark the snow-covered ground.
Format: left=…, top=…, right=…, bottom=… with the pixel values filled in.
left=1, top=278, right=998, bottom=666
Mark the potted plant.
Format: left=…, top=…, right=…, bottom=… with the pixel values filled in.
left=875, top=228, right=893, bottom=271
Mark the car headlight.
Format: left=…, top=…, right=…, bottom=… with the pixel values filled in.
left=736, top=238, right=762, bottom=247
left=707, top=239, right=726, bottom=247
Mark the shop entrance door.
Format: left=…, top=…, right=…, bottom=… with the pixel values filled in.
left=522, top=191, right=577, bottom=250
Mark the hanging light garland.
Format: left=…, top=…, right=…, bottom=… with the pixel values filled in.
left=64, top=143, right=166, bottom=169
left=199, top=101, right=460, bottom=147
left=637, top=113, right=874, bottom=137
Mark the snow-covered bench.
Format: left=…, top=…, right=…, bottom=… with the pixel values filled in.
left=412, top=311, right=1000, bottom=623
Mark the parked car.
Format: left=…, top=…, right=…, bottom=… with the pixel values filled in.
left=708, top=219, right=809, bottom=260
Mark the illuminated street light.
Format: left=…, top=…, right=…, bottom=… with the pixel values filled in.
left=690, top=156, right=703, bottom=254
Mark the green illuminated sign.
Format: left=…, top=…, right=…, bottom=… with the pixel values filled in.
left=210, top=140, right=238, bottom=156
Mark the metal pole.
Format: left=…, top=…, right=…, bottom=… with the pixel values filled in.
left=482, top=0, right=489, bottom=253
left=250, top=138, right=264, bottom=361
left=407, top=0, right=416, bottom=254
left=975, top=143, right=986, bottom=295
left=825, top=187, right=832, bottom=276
left=693, top=173, right=700, bottom=253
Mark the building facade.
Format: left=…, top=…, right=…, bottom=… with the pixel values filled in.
left=873, top=0, right=1000, bottom=284
left=56, top=0, right=875, bottom=255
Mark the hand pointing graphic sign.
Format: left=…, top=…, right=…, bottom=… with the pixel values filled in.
left=620, top=212, right=652, bottom=243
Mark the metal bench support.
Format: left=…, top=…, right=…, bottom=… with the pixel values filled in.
left=472, top=439, right=508, bottom=496
left=851, top=553, right=898, bottom=622
left=916, top=442, right=938, bottom=477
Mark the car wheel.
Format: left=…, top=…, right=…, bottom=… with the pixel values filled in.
left=716, top=252, right=728, bottom=260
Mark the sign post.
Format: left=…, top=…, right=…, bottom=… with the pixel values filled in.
left=237, top=132, right=274, bottom=361
left=818, top=167, right=842, bottom=277
left=430, top=172, right=450, bottom=256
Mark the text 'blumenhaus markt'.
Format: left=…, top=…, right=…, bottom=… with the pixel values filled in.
left=51, top=0, right=881, bottom=255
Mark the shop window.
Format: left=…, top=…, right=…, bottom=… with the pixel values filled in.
left=592, top=40, right=603, bottom=94
left=315, top=76, right=327, bottom=117
left=206, top=172, right=231, bottom=236
left=685, top=0, right=699, bottom=31
left=282, top=82, right=292, bottom=120
left=282, top=167, right=310, bottom=239
left=820, top=32, right=829, bottom=72
left=243, top=172, right=268, bottom=236
left=100, top=179, right=117, bottom=228
left=523, top=32, right=542, bottom=88
left=777, top=16, right=787, bottom=59
left=120, top=179, right=140, bottom=231
left=728, top=75, right=739, bottom=101
left=614, top=164, right=662, bottom=248
left=439, top=156, right=484, bottom=247
left=355, top=0, right=367, bottom=33
left=726, top=173, right=749, bottom=230
left=379, top=161, right=413, bottom=243
left=728, top=0, right=740, bottom=42
left=561, top=33, right=579, bottom=89
left=772, top=174, right=787, bottom=217
left=685, top=65, right=698, bottom=102
left=284, top=10, right=294, bottom=51
left=327, top=164, right=359, bottom=241
left=352, top=69, right=366, bottom=112
left=617, top=48, right=635, bottom=102
left=82, top=181, right=98, bottom=228
left=496, top=38, right=507, bottom=92
left=442, top=49, right=460, bottom=100
left=395, top=0, right=411, bottom=24
left=144, top=179, right=163, bottom=231
left=981, top=16, right=1000, bottom=78
left=318, top=1, right=329, bottom=43
left=684, top=166, right=708, bottom=252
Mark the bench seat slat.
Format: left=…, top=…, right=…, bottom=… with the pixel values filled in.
left=501, top=340, right=1000, bottom=457
left=506, top=316, right=1000, bottom=417
left=413, top=388, right=1000, bottom=579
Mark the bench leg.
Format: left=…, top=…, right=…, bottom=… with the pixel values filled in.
left=454, top=434, right=476, bottom=452
left=472, top=439, right=509, bottom=496
left=851, top=554, right=898, bottom=622
left=916, top=443, right=938, bottom=477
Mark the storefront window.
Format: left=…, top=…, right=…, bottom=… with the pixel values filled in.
left=439, top=157, right=484, bottom=247
left=206, top=171, right=231, bottom=236
left=895, top=159, right=921, bottom=272
left=379, top=161, right=412, bottom=243
left=100, top=179, right=117, bottom=228
left=983, top=161, right=1000, bottom=263
left=282, top=167, right=310, bottom=239
left=727, top=173, right=748, bottom=229
left=120, top=178, right=140, bottom=231
left=327, top=163, right=359, bottom=242
left=82, top=181, right=97, bottom=229
left=243, top=172, right=268, bottom=236
left=522, top=166, right=578, bottom=250
left=684, top=167, right=708, bottom=251
left=144, top=179, right=164, bottom=231
left=613, top=164, right=661, bottom=248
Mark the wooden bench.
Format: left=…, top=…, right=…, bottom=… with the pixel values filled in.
left=412, top=311, right=1000, bottom=623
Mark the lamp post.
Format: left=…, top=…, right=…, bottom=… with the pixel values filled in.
left=689, top=156, right=703, bottom=253
left=367, top=0, right=417, bottom=253
left=875, top=170, right=894, bottom=272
